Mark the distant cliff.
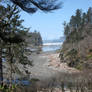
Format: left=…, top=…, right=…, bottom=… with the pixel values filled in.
left=26, top=31, right=43, bottom=46
left=43, top=38, right=65, bottom=43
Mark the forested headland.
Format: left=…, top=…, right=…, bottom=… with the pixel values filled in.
left=59, top=7, right=92, bottom=70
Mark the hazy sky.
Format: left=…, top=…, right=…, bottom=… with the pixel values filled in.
left=20, top=0, right=92, bottom=40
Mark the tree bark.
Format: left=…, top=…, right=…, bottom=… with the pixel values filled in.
left=0, top=47, right=3, bottom=86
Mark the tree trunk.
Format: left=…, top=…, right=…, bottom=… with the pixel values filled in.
left=0, top=47, right=3, bottom=86
left=61, top=82, right=65, bottom=92
left=9, top=45, right=13, bottom=87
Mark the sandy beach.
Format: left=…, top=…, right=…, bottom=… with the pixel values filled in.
left=28, top=51, right=78, bottom=81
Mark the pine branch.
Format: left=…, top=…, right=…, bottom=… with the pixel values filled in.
left=10, top=0, right=62, bottom=13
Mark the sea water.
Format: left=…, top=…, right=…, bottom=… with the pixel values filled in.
left=42, top=41, right=63, bottom=52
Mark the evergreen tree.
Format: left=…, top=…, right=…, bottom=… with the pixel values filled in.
left=0, top=4, right=31, bottom=85
left=69, top=15, right=76, bottom=28
left=64, top=9, right=86, bottom=43
left=75, top=9, right=82, bottom=27
left=37, top=32, right=43, bottom=46
left=69, top=9, right=82, bottom=29
left=82, top=13, right=87, bottom=26
left=64, top=24, right=70, bottom=37
left=86, top=7, right=92, bottom=24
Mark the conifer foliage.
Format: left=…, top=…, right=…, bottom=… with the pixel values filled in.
left=10, top=0, right=61, bottom=13
left=64, top=8, right=92, bottom=42
left=0, top=4, right=31, bottom=85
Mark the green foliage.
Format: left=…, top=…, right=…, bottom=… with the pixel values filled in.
left=89, top=49, right=92, bottom=53
left=0, top=4, right=31, bottom=65
left=75, top=9, right=82, bottom=27
left=0, top=0, right=62, bottom=13
left=60, top=7, right=92, bottom=69
left=0, top=4, right=32, bottom=85
left=87, top=54, right=92, bottom=59
left=65, top=49, right=80, bottom=67
left=86, top=7, right=92, bottom=23
left=82, top=13, right=87, bottom=25
left=64, top=23, right=70, bottom=37
left=64, top=7, right=92, bottom=43
left=75, top=63, right=83, bottom=70
left=86, top=49, right=92, bottom=60
left=66, top=49, right=78, bottom=57
left=10, top=0, right=61, bottom=13
left=30, top=78, right=40, bottom=83
left=0, top=84, right=17, bottom=92
left=0, top=4, right=25, bottom=43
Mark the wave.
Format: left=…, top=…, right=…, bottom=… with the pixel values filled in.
left=43, top=42, right=63, bottom=46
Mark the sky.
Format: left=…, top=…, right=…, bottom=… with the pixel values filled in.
left=20, top=0, right=92, bottom=40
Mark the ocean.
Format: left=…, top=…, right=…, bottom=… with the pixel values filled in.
left=42, top=39, right=64, bottom=52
